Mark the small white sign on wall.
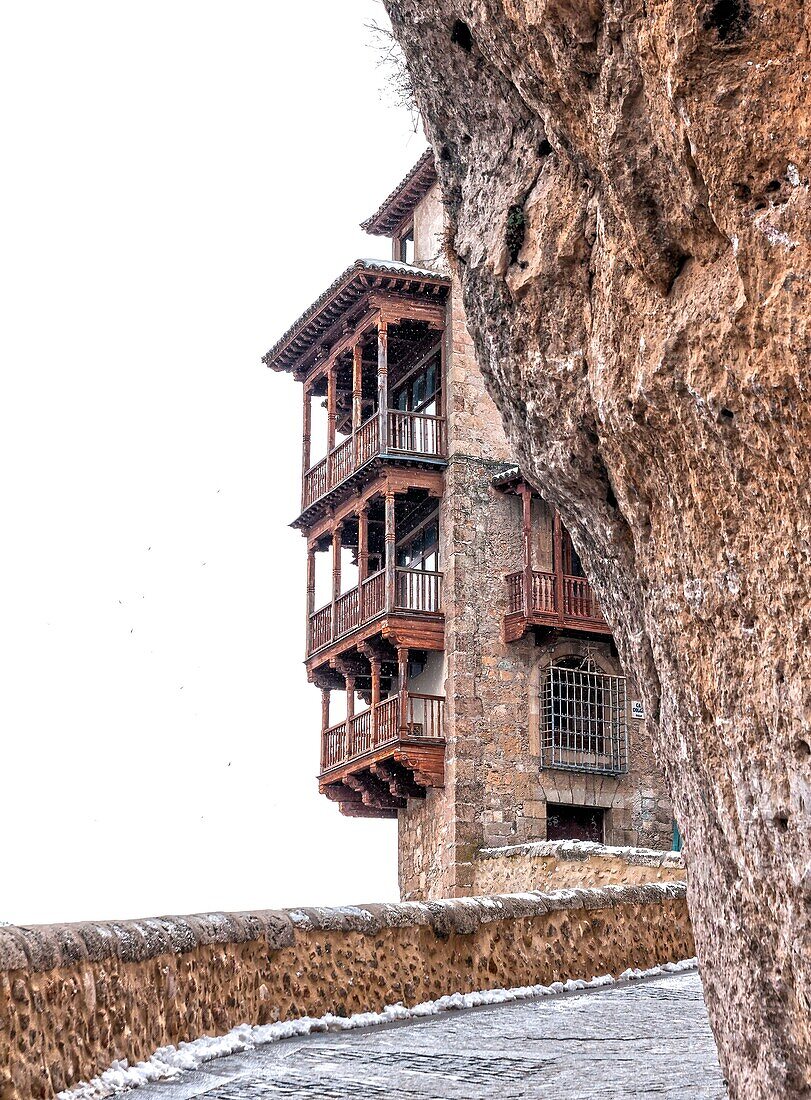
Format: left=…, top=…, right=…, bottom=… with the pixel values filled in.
left=631, top=700, right=645, bottom=721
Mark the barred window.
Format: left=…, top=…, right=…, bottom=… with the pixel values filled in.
left=541, top=655, right=628, bottom=774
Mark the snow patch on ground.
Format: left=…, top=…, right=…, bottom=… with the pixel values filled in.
left=58, top=959, right=698, bottom=1099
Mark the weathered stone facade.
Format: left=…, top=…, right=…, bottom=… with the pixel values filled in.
left=397, top=182, right=673, bottom=900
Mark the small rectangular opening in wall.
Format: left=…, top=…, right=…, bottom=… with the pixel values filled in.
left=546, top=804, right=605, bottom=843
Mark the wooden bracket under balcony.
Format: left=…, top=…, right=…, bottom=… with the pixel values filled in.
left=318, top=693, right=445, bottom=819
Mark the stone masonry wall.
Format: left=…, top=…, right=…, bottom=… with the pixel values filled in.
left=1, top=883, right=693, bottom=1100
left=472, top=839, right=685, bottom=895
left=397, top=184, right=673, bottom=900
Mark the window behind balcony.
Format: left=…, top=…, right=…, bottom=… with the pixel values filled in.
left=393, top=352, right=440, bottom=416
left=396, top=513, right=440, bottom=612
left=541, top=655, right=628, bottom=774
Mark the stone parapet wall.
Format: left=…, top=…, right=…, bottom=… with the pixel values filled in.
left=1, top=883, right=693, bottom=1099
left=472, top=839, right=686, bottom=895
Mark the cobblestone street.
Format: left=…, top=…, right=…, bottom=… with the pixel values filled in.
left=132, top=971, right=724, bottom=1099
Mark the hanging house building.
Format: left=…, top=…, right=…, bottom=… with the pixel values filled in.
left=265, top=152, right=674, bottom=900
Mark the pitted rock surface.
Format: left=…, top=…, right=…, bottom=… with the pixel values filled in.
left=384, top=1, right=811, bottom=1095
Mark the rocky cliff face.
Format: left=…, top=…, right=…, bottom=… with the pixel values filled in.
left=385, top=2, right=811, bottom=1095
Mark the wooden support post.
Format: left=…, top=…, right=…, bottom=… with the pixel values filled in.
left=377, top=319, right=388, bottom=452
left=306, top=546, right=316, bottom=651
left=327, top=359, right=337, bottom=462
left=398, top=646, right=409, bottom=736
left=553, top=508, right=565, bottom=624
left=320, top=688, right=330, bottom=771
left=520, top=484, right=533, bottom=618
left=370, top=656, right=381, bottom=748
left=358, top=503, right=369, bottom=586
left=302, top=384, right=312, bottom=473
left=384, top=488, right=396, bottom=612
left=345, top=674, right=355, bottom=760
left=352, top=341, right=363, bottom=466
left=301, top=383, right=311, bottom=509
left=331, top=523, right=342, bottom=637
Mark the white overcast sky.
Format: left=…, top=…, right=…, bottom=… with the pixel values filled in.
left=1, top=2, right=428, bottom=923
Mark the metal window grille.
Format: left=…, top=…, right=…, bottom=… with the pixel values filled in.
left=541, top=656, right=628, bottom=774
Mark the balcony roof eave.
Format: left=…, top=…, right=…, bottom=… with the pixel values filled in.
left=263, top=258, right=450, bottom=377
left=360, top=150, right=438, bottom=237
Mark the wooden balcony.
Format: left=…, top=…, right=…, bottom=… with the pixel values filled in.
left=504, top=569, right=611, bottom=642
left=319, top=693, right=445, bottom=818
left=302, top=410, right=447, bottom=512
left=308, top=567, right=443, bottom=659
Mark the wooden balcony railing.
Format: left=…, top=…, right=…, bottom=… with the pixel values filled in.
left=308, top=567, right=443, bottom=655
left=505, top=569, right=609, bottom=632
left=320, top=693, right=445, bottom=774
left=388, top=411, right=446, bottom=457
left=395, top=567, right=442, bottom=613
left=302, top=410, right=447, bottom=510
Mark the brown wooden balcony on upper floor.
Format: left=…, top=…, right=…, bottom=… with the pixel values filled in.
left=496, top=471, right=611, bottom=643
left=262, top=258, right=451, bottom=528
left=302, top=409, right=447, bottom=511
left=309, top=566, right=442, bottom=656
left=304, top=477, right=444, bottom=678
left=504, top=568, right=610, bottom=641
left=319, top=692, right=445, bottom=818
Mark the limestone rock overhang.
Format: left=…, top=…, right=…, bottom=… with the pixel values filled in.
left=360, top=150, right=438, bottom=238
left=262, top=258, right=450, bottom=377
